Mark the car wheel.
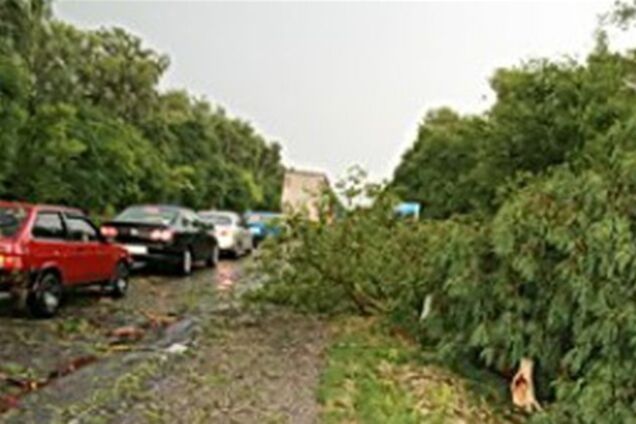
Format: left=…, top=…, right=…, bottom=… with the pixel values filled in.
left=27, top=272, right=63, bottom=318
left=109, top=262, right=129, bottom=298
left=179, top=248, right=193, bottom=276
left=206, top=245, right=219, bottom=268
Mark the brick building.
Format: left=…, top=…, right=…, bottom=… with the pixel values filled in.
left=281, top=169, right=330, bottom=221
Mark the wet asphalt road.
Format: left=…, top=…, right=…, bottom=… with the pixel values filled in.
left=0, top=256, right=328, bottom=424
left=0, top=259, right=246, bottom=417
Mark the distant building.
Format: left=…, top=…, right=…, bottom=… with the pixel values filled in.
left=281, top=169, right=330, bottom=221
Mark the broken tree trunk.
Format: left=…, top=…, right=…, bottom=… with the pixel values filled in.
left=511, top=357, right=542, bottom=413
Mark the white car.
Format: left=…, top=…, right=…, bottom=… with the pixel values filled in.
left=198, top=210, right=253, bottom=258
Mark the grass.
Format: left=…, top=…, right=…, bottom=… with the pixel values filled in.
left=318, top=317, right=516, bottom=424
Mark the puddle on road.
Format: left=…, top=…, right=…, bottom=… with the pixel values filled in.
left=214, top=261, right=241, bottom=292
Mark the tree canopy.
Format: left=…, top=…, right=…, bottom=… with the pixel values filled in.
left=0, top=0, right=284, bottom=214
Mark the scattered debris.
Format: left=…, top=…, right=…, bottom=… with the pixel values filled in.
left=108, top=326, right=146, bottom=343
left=0, top=355, right=99, bottom=413
left=141, top=310, right=178, bottom=329
left=0, top=261, right=244, bottom=418
left=165, top=343, right=188, bottom=355
left=49, top=356, right=98, bottom=380
left=0, top=394, right=19, bottom=413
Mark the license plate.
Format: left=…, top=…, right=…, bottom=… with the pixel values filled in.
left=125, top=245, right=148, bottom=255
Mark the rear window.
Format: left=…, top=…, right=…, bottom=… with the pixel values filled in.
left=116, top=206, right=178, bottom=226
left=199, top=213, right=232, bottom=226
left=246, top=214, right=280, bottom=224
left=0, top=206, right=28, bottom=238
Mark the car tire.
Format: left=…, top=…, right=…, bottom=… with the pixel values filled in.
left=179, top=248, right=193, bottom=276
left=27, top=271, right=63, bottom=318
left=108, top=262, right=129, bottom=299
left=206, top=245, right=219, bottom=268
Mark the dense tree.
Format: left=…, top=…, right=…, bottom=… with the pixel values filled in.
left=0, top=1, right=283, bottom=215
left=392, top=108, right=486, bottom=218
left=254, top=3, right=636, bottom=422
left=392, top=38, right=636, bottom=220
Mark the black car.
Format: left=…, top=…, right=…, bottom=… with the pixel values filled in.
left=101, top=205, right=219, bottom=275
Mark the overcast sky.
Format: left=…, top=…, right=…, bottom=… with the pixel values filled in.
left=54, top=1, right=634, bottom=182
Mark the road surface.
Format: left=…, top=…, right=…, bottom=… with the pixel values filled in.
left=0, top=259, right=327, bottom=423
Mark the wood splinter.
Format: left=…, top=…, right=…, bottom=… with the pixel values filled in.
left=511, top=357, right=542, bottom=413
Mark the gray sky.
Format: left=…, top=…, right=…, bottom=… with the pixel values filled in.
left=55, top=1, right=633, bottom=182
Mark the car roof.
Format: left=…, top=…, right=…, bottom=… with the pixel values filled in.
left=123, top=204, right=190, bottom=214
left=199, top=210, right=239, bottom=219
left=0, top=200, right=84, bottom=215
left=126, top=204, right=183, bottom=210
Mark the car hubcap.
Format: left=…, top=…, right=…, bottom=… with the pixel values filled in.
left=43, top=291, right=59, bottom=311
left=117, top=277, right=127, bottom=291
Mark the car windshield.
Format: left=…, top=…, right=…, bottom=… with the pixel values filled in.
left=0, top=206, right=28, bottom=238
left=116, top=206, right=178, bottom=226
left=199, top=213, right=232, bottom=226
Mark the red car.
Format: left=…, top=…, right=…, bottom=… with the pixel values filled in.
left=0, top=201, right=131, bottom=317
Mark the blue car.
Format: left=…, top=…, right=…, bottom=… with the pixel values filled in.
left=395, top=202, right=421, bottom=220
left=244, top=211, right=283, bottom=247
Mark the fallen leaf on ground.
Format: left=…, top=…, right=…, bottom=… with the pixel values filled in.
left=0, top=395, right=20, bottom=413
left=49, top=356, right=98, bottom=379
left=108, top=326, right=145, bottom=342
left=142, top=310, right=178, bottom=328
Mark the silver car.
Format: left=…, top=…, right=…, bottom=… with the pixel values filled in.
left=198, top=210, right=253, bottom=258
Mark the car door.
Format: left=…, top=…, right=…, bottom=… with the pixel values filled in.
left=63, top=214, right=104, bottom=283
left=192, top=215, right=213, bottom=259
left=178, top=211, right=199, bottom=259
left=29, top=211, right=76, bottom=284
left=183, top=210, right=208, bottom=261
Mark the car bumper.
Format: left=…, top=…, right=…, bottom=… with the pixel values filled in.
left=121, top=244, right=182, bottom=267
left=0, top=270, right=29, bottom=292
left=131, top=252, right=181, bottom=267
left=216, top=236, right=237, bottom=251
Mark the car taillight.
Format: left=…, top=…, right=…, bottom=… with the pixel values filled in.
left=150, top=229, right=173, bottom=242
left=0, top=254, right=24, bottom=271
left=101, top=226, right=118, bottom=238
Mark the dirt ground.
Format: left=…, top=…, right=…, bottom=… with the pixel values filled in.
left=115, top=308, right=327, bottom=424
left=0, top=259, right=328, bottom=423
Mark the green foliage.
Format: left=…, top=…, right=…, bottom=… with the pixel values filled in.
left=0, top=2, right=283, bottom=215
left=252, top=9, right=636, bottom=421
left=392, top=47, right=636, bottom=219
left=7, top=104, right=167, bottom=211
left=319, top=318, right=425, bottom=424
left=319, top=318, right=512, bottom=423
